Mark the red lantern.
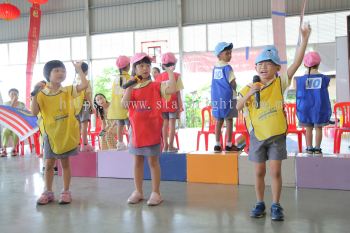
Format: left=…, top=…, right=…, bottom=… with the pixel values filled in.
left=28, top=0, right=48, bottom=4
left=0, top=3, right=21, bottom=20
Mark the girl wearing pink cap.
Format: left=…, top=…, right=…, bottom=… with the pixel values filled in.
left=295, top=51, right=331, bottom=154
left=107, top=55, right=131, bottom=150
left=155, top=52, right=184, bottom=152
left=121, top=53, right=176, bottom=206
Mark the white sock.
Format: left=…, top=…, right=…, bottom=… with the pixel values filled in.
left=215, top=142, right=221, bottom=146
left=226, top=142, right=232, bottom=147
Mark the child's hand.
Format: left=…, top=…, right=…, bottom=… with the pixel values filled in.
left=301, top=22, right=311, bottom=40
left=247, top=83, right=261, bottom=97
left=72, top=61, right=84, bottom=75
left=164, top=65, right=175, bottom=73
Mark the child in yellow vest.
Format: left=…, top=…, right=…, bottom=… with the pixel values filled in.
left=237, top=25, right=311, bottom=221
left=74, top=62, right=93, bottom=152
left=31, top=60, right=88, bottom=205
left=108, top=56, right=131, bottom=150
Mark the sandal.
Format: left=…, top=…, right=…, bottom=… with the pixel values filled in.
left=0, top=149, right=7, bottom=157
left=11, top=150, right=18, bottom=156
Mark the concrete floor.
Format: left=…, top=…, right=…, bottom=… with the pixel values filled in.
left=1, top=156, right=350, bottom=233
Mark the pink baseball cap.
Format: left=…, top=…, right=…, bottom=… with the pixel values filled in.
left=304, top=51, right=321, bottom=67
left=161, top=52, right=177, bottom=64
left=116, top=56, right=130, bottom=69
left=131, top=52, right=151, bottom=64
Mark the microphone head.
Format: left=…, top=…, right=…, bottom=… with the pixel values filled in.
left=253, top=75, right=260, bottom=83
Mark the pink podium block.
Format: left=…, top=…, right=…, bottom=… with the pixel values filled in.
left=97, top=150, right=134, bottom=179
left=58, top=151, right=97, bottom=177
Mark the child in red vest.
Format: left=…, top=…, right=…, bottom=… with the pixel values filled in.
left=155, top=52, right=184, bottom=152
left=122, top=53, right=177, bottom=206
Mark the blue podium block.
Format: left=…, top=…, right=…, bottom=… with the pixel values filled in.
left=144, top=152, right=187, bottom=182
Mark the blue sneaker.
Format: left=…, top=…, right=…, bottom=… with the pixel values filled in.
left=271, top=203, right=284, bottom=221
left=250, top=202, right=266, bottom=218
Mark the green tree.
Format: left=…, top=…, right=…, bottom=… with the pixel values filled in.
left=93, top=67, right=117, bottom=101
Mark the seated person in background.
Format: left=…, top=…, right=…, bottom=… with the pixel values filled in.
left=1, top=88, right=26, bottom=157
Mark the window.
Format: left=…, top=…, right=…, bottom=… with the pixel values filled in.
left=208, top=21, right=252, bottom=50
left=183, top=25, right=206, bottom=52
left=252, top=19, right=273, bottom=47
left=135, top=28, right=179, bottom=53
left=92, top=32, right=134, bottom=59
left=9, top=42, right=28, bottom=64
left=71, top=37, right=87, bottom=60
left=39, top=38, right=71, bottom=62
left=0, top=44, right=8, bottom=66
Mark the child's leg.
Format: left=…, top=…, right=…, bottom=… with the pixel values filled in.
left=162, top=119, right=169, bottom=151
left=254, top=162, right=266, bottom=202
left=133, top=155, right=145, bottom=194
left=168, top=118, right=176, bottom=149
left=44, top=158, right=56, bottom=191
left=2, top=128, right=11, bottom=148
left=117, top=125, right=124, bottom=143
left=60, top=157, right=71, bottom=191
left=305, top=126, right=313, bottom=148
left=314, top=126, right=323, bottom=148
left=215, top=119, right=224, bottom=144
left=100, top=136, right=108, bottom=150
left=225, top=118, right=233, bottom=145
left=106, top=132, right=117, bottom=149
left=269, top=160, right=282, bottom=204
left=81, top=121, right=89, bottom=145
left=147, top=156, right=161, bottom=194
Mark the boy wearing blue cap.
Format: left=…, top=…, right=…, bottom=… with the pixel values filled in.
left=211, top=42, right=241, bottom=152
left=237, top=25, right=311, bottom=221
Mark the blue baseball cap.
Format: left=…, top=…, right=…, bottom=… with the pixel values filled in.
left=255, top=45, right=281, bottom=65
left=214, top=42, right=233, bottom=56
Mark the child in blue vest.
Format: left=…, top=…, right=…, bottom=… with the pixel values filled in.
left=295, top=51, right=331, bottom=154
left=211, top=42, right=241, bottom=152
left=237, top=25, right=311, bottom=221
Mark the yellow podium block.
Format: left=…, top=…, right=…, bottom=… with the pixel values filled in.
left=187, top=151, right=239, bottom=184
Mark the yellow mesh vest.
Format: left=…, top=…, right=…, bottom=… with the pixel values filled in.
left=37, top=86, right=80, bottom=154
left=239, top=77, right=287, bottom=141
left=107, top=71, right=130, bottom=120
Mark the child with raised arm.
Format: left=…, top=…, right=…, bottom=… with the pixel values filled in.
left=31, top=60, right=88, bottom=205
left=237, top=25, right=311, bottom=220
left=155, top=52, right=184, bottom=152
left=121, top=53, right=176, bottom=206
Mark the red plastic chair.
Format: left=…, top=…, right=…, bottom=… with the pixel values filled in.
left=284, top=103, right=305, bottom=153
left=224, top=111, right=250, bottom=152
left=196, top=106, right=222, bottom=151
left=115, top=127, right=130, bottom=144
left=333, top=102, right=350, bottom=153
left=88, top=115, right=102, bottom=149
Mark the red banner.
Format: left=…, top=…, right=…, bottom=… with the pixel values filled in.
left=26, top=4, right=41, bottom=107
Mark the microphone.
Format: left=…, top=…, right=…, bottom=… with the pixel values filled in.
left=31, top=81, right=46, bottom=97
left=122, top=76, right=142, bottom=89
left=253, top=75, right=260, bottom=109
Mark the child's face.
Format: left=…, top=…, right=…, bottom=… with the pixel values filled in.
left=9, top=91, right=18, bottom=101
left=152, top=68, right=160, bottom=78
left=95, top=95, right=106, bottom=106
left=255, top=61, right=280, bottom=82
left=49, top=67, right=66, bottom=83
left=218, top=49, right=232, bottom=63
left=136, top=63, right=151, bottom=79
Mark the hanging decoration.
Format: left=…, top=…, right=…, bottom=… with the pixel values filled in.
left=28, top=0, right=48, bottom=4
left=0, top=2, right=21, bottom=20
left=25, top=1, right=47, bottom=107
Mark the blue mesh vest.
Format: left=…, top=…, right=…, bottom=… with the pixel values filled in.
left=211, top=65, right=234, bottom=119
left=295, top=73, right=332, bottom=125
